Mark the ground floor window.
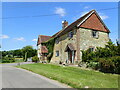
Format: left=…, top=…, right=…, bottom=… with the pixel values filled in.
left=89, top=47, right=94, bottom=52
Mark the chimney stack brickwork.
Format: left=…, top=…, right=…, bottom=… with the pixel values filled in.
left=62, top=20, right=68, bottom=29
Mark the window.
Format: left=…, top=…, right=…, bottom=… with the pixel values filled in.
left=89, top=47, right=94, bottom=52
left=69, top=31, right=73, bottom=38
left=92, top=31, right=99, bottom=38
left=56, top=51, right=59, bottom=57
left=55, top=38, right=59, bottom=44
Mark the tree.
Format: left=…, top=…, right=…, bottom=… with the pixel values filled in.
left=2, top=51, right=8, bottom=57
left=13, top=49, right=22, bottom=57
left=22, top=45, right=37, bottom=61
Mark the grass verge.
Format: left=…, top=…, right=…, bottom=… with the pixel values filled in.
left=16, top=63, right=119, bottom=88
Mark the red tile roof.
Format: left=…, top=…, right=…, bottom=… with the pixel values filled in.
left=37, top=35, right=51, bottom=46
left=41, top=46, right=48, bottom=53
left=52, top=10, right=110, bottom=38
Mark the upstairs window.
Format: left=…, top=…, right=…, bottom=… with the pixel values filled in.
left=55, top=38, right=59, bottom=44
left=92, top=30, right=99, bottom=38
left=56, top=51, right=59, bottom=57
left=69, top=31, right=73, bottom=38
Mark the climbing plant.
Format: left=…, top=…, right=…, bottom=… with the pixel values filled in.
left=42, top=37, right=55, bottom=62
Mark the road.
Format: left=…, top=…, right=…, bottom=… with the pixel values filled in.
left=1, top=62, right=69, bottom=88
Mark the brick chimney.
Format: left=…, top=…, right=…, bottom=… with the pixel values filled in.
left=62, top=20, right=68, bottom=29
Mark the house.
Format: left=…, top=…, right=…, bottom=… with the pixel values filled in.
left=37, top=10, right=110, bottom=64
left=37, top=35, right=51, bottom=61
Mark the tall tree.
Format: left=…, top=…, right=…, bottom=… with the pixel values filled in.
left=22, top=46, right=37, bottom=61
left=13, top=49, right=22, bottom=57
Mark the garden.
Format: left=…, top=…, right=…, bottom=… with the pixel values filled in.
left=81, top=41, right=120, bottom=74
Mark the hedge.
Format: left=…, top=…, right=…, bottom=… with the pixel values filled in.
left=2, top=57, right=15, bottom=63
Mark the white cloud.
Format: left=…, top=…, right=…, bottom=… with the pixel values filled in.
left=80, top=11, right=109, bottom=20
left=54, top=7, right=66, bottom=17
left=32, top=44, right=36, bottom=46
left=99, top=13, right=109, bottom=20
left=0, top=35, right=9, bottom=39
left=73, top=10, right=109, bottom=23
left=84, top=6, right=90, bottom=9
left=14, top=37, right=25, bottom=41
left=32, top=39, right=37, bottom=41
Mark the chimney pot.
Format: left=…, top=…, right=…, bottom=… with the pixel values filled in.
left=62, top=20, right=68, bottom=29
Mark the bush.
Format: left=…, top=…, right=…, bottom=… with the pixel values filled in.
left=87, top=62, right=100, bottom=70
left=2, top=57, right=15, bottom=63
left=99, top=58, right=115, bottom=73
left=42, top=38, right=55, bottom=62
left=32, top=56, right=39, bottom=63
left=47, top=52, right=53, bottom=63
left=78, top=62, right=87, bottom=68
left=111, top=56, right=120, bottom=74
left=98, top=56, right=120, bottom=74
left=82, top=41, right=120, bottom=63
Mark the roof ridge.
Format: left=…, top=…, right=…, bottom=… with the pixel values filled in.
left=53, top=10, right=95, bottom=37
left=39, top=35, right=51, bottom=37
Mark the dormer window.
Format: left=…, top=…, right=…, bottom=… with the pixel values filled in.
left=92, top=30, right=99, bottom=38
left=55, top=38, right=59, bottom=44
left=69, top=31, right=73, bottom=38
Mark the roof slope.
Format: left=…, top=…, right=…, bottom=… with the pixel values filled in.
left=37, top=35, right=51, bottom=45
left=41, top=46, right=48, bottom=53
left=52, top=10, right=110, bottom=38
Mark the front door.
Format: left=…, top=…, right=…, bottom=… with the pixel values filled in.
left=68, top=50, right=72, bottom=63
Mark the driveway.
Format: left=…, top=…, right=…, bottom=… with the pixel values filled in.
left=1, top=62, right=69, bottom=88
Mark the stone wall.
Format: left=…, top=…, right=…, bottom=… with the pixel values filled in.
left=50, top=29, right=77, bottom=64
left=37, top=44, right=41, bottom=60
left=37, top=44, right=48, bottom=61
left=79, top=28, right=110, bottom=61
left=50, top=27, right=110, bottom=64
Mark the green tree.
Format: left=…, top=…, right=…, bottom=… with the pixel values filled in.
left=13, top=49, right=22, bottom=57
left=22, top=46, right=37, bottom=61
left=2, top=51, right=8, bottom=57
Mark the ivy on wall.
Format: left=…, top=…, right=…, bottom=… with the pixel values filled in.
left=42, top=37, right=55, bottom=62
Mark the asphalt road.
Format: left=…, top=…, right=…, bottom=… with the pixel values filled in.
left=1, top=62, right=69, bottom=88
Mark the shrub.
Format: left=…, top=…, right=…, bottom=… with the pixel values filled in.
left=82, top=41, right=120, bottom=63
left=98, top=56, right=120, bottom=74
left=99, top=58, right=115, bottom=73
left=87, top=62, right=100, bottom=70
left=32, top=56, right=39, bottom=63
left=42, top=38, right=55, bottom=62
left=109, top=56, right=120, bottom=74
left=2, top=57, right=15, bottom=63
left=47, top=52, right=53, bottom=63
left=78, top=62, right=87, bottom=68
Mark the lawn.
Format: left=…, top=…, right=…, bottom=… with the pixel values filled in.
left=16, top=63, right=119, bottom=88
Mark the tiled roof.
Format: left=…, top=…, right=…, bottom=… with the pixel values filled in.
left=65, top=43, right=76, bottom=52
left=37, top=35, right=51, bottom=45
left=52, top=10, right=110, bottom=38
left=41, top=46, right=48, bottom=53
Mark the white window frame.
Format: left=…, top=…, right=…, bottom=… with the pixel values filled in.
left=56, top=51, right=59, bottom=57
left=92, top=30, right=99, bottom=38
left=89, top=47, right=94, bottom=52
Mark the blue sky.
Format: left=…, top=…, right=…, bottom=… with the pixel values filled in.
left=1, top=2, right=118, bottom=51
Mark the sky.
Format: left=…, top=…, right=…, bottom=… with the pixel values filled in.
left=1, top=2, right=118, bottom=51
